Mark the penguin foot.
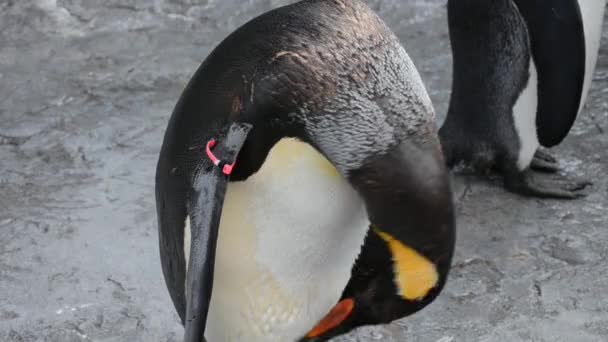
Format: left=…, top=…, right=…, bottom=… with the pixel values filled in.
left=530, top=150, right=559, bottom=173
left=504, top=170, right=592, bottom=199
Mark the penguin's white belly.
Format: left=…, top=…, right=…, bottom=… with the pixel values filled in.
left=513, top=62, right=540, bottom=170
left=186, top=138, right=369, bottom=342
left=578, top=0, right=606, bottom=114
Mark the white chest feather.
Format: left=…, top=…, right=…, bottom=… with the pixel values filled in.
left=185, top=138, right=369, bottom=342
left=513, top=62, right=540, bottom=170
left=577, top=0, right=606, bottom=114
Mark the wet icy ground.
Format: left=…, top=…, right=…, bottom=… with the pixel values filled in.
left=1, top=0, right=607, bottom=341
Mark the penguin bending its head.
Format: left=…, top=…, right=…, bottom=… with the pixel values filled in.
left=440, top=0, right=605, bottom=199
left=155, top=0, right=455, bottom=341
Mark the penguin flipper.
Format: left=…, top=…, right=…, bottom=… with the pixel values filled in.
left=182, top=123, right=252, bottom=342
left=157, top=170, right=189, bottom=325
left=156, top=121, right=251, bottom=340
left=513, top=0, right=586, bottom=147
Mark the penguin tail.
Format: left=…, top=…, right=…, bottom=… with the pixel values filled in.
left=182, top=122, right=252, bottom=342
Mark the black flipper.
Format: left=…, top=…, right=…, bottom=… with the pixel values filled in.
left=156, top=119, right=251, bottom=342
left=512, top=0, right=586, bottom=147
left=183, top=123, right=252, bottom=342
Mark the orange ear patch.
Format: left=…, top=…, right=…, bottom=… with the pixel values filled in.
left=305, top=298, right=355, bottom=338
left=373, top=228, right=439, bottom=301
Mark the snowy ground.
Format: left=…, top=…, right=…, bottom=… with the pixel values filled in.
left=1, top=1, right=607, bottom=341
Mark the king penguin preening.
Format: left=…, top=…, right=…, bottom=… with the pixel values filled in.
left=155, top=0, right=455, bottom=341
left=440, top=0, right=606, bottom=198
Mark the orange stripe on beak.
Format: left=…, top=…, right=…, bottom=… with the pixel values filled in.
left=305, top=298, right=355, bottom=338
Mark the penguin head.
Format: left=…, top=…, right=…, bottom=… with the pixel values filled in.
left=298, top=141, right=455, bottom=341
left=299, top=228, right=451, bottom=341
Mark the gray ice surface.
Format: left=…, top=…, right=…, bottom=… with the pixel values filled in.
left=1, top=1, right=607, bottom=341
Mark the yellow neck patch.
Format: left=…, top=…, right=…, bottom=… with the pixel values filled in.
left=373, top=228, right=439, bottom=301
left=267, top=138, right=340, bottom=178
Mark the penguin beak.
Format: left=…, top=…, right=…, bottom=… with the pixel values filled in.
left=183, top=122, right=252, bottom=342
left=299, top=298, right=357, bottom=342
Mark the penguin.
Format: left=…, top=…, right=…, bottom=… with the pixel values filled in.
left=439, top=0, right=606, bottom=199
left=155, top=0, right=455, bottom=341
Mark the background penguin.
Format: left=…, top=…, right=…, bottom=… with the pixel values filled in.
left=439, top=0, right=606, bottom=198
left=155, top=0, right=455, bottom=341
